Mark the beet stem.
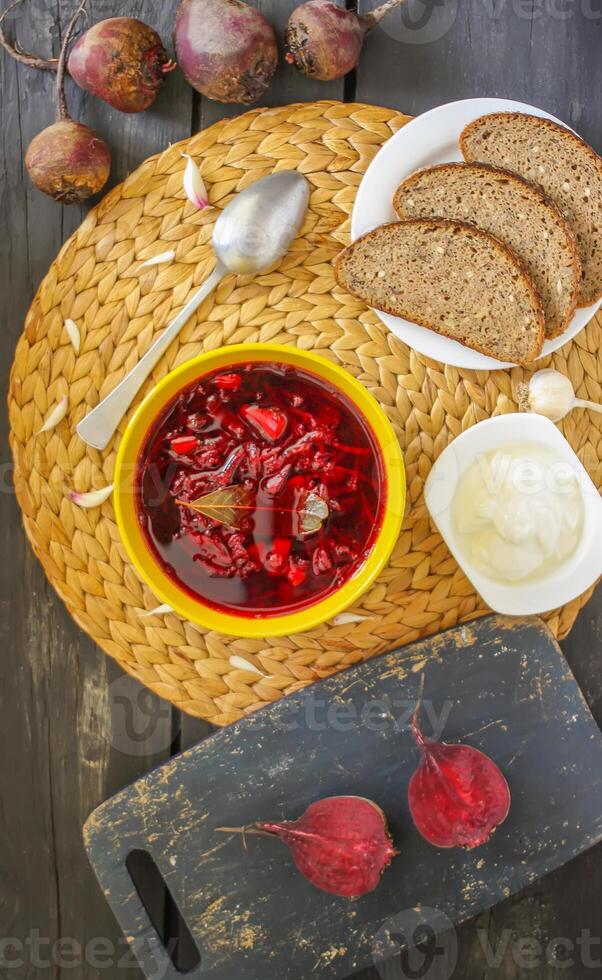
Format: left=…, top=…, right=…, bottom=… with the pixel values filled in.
left=362, top=0, right=407, bottom=30
left=55, top=0, right=88, bottom=121
left=216, top=824, right=274, bottom=850
left=411, top=672, right=428, bottom=749
left=215, top=825, right=273, bottom=837
left=0, top=0, right=59, bottom=70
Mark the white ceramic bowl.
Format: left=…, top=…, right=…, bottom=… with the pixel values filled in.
left=352, top=97, right=602, bottom=371
left=424, top=415, right=602, bottom=615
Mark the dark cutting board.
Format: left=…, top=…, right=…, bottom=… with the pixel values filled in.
left=84, top=616, right=602, bottom=980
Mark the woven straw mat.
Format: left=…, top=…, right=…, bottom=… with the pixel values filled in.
left=8, top=101, right=602, bottom=725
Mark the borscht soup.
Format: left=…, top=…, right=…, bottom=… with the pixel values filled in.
left=135, top=361, right=386, bottom=618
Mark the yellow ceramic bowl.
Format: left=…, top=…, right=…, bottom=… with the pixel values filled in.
left=114, top=344, right=405, bottom=638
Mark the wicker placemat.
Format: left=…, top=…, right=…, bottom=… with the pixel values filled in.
left=8, top=101, right=602, bottom=725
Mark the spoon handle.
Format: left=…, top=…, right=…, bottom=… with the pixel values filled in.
left=574, top=398, right=602, bottom=415
left=77, top=262, right=226, bottom=450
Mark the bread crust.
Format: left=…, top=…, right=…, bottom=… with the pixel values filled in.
left=334, top=218, right=545, bottom=367
left=460, top=113, right=602, bottom=306
left=393, top=161, right=582, bottom=339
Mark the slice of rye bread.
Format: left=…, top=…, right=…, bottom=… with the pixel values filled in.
left=393, top=163, right=581, bottom=339
left=460, top=113, right=602, bottom=306
left=334, top=219, right=545, bottom=365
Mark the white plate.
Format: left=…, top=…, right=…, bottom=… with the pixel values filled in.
left=424, top=414, right=602, bottom=615
left=352, top=97, right=602, bottom=371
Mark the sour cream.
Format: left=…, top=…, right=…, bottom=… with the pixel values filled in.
left=451, top=443, right=583, bottom=584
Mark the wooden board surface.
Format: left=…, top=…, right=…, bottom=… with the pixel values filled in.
left=84, top=616, right=602, bottom=980
left=1, top=2, right=601, bottom=978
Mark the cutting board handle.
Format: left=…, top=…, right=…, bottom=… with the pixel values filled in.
left=85, top=834, right=203, bottom=980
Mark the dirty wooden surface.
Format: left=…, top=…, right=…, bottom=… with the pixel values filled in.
left=0, top=1, right=600, bottom=978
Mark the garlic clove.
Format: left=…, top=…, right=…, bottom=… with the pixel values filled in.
left=182, top=153, right=209, bottom=210
left=64, top=318, right=81, bottom=353
left=140, top=603, right=174, bottom=617
left=139, top=250, right=176, bottom=269
left=332, top=612, right=372, bottom=625
left=68, top=484, right=114, bottom=508
left=37, top=395, right=68, bottom=434
left=229, top=655, right=266, bottom=676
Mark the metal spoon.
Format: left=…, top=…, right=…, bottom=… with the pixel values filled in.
left=77, top=171, right=310, bottom=450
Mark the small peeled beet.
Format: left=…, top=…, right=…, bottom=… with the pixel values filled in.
left=68, top=18, right=174, bottom=113
left=26, top=120, right=110, bottom=204
left=408, top=677, right=511, bottom=849
left=286, top=0, right=405, bottom=81
left=173, top=0, right=278, bottom=104
left=220, top=796, right=397, bottom=898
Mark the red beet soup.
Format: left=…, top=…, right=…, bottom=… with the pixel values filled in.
left=135, top=362, right=386, bottom=618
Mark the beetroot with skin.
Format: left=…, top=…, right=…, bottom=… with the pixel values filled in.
left=24, top=0, right=111, bottom=204
left=26, top=120, right=110, bottom=204
left=68, top=18, right=174, bottom=114
left=173, top=0, right=278, bottom=105
left=221, top=796, right=398, bottom=899
left=408, top=678, right=511, bottom=849
left=285, top=0, right=406, bottom=82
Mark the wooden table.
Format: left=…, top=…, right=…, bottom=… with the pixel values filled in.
left=1, top=2, right=600, bottom=977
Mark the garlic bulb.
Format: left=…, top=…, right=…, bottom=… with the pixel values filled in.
left=521, top=369, right=602, bottom=422
left=524, top=370, right=575, bottom=421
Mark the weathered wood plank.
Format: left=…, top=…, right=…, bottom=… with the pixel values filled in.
left=0, top=1, right=193, bottom=975
left=355, top=0, right=602, bottom=148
